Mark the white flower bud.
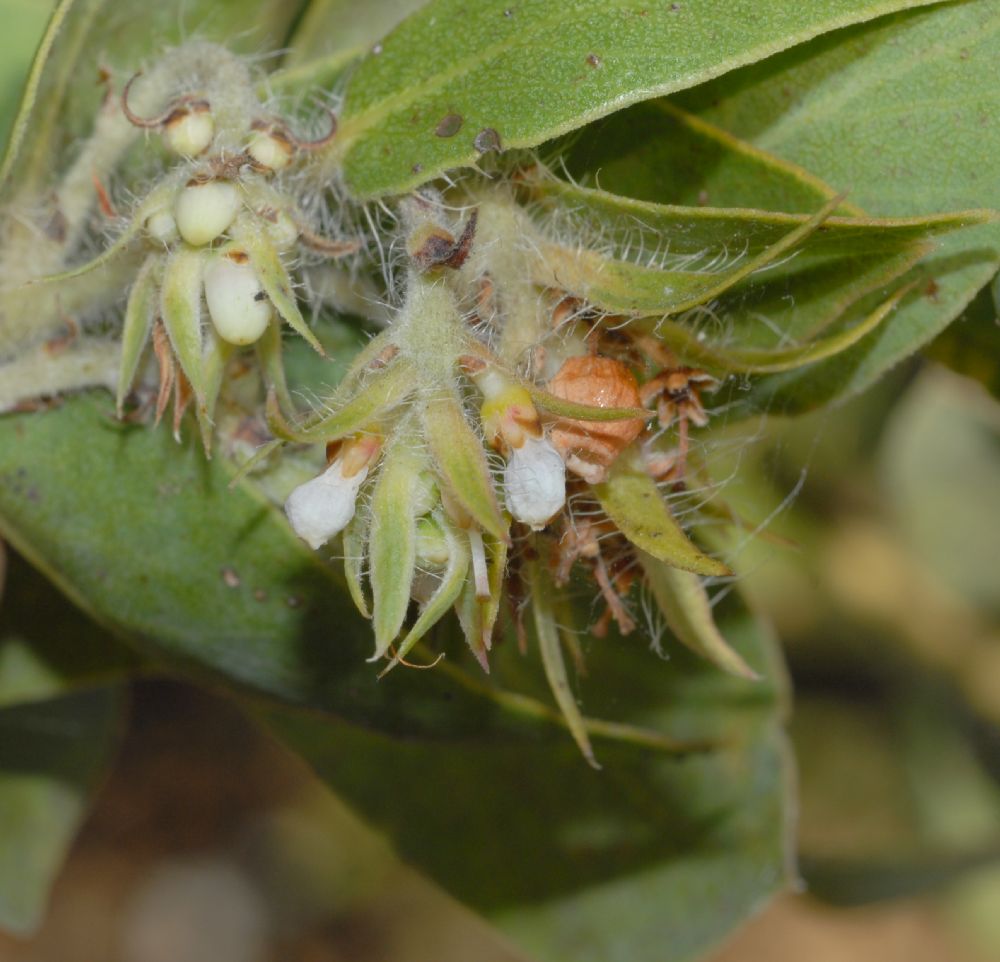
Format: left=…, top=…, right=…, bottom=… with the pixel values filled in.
left=174, top=179, right=241, bottom=246
left=504, top=435, right=566, bottom=530
left=285, top=457, right=369, bottom=550
left=248, top=124, right=294, bottom=172
left=163, top=105, right=214, bottom=157
left=203, top=251, right=271, bottom=345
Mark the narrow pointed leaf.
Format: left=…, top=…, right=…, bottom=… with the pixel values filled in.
left=681, top=0, right=1000, bottom=409
left=195, top=328, right=235, bottom=454
left=116, top=253, right=160, bottom=414
left=256, top=317, right=294, bottom=415
left=369, top=440, right=422, bottom=659
left=639, top=552, right=758, bottom=680
left=159, top=247, right=206, bottom=404
left=654, top=284, right=911, bottom=375
left=528, top=383, right=648, bottom=423
left=423, top=393, right=506, bottom=540
left=595, top=461, right=729, bottom=577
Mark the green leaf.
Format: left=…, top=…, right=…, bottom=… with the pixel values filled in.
left=595, top=461, right=730, bottom=577
left=331, top=0, right=943, bottom=198
left=926, top=281, right=1000, bottom=401
left=678, top=0, right=1000, bottom=411
left=257, top=591, right=791, bottom=962
left=0, top=684, right=124, bottom=935
left=0, top=0, right=55, bottom=151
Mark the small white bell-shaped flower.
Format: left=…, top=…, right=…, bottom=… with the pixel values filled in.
left=203, top=251, right=271, bottom=345
left=504, top=434, right=566, bottom=530
left=174, top=179, right=241, bottom=246
left=285, top=456, right=369, bottom=550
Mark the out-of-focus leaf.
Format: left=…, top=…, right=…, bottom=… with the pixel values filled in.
left=0, top=685, right=124, bottom=935
left=0, top=0, right=56, bottom=149
left=331, top=0, right=943, bottom=198
left=926, top=282, right=1000, bottom=401
left=879, top=368, right=1000, bottom=611
left=258, top=593, right=792, bottom=962
left=0, top=552, right=136, bottom=709
left=679, top=0, right=1000, bottom=412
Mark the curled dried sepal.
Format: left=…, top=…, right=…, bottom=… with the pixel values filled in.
left=285, top=435, right=380, bottom=550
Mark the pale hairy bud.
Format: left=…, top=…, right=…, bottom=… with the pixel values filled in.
left=248, top=123, right=294, bottom=172
left=174, top=179, right=241, bottom=246
left=285, top=457, right=369, bottom=550
left=162, top=104, right=215, bottom=157
left=504, top=435, right=566, bottom=530
left=144, top=207, right=178, bottom=244
left=203, top=251, right=271, bottom=345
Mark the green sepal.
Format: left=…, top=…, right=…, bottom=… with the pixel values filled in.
left=267, top=358, right=416, bottom=443
left=230, top=215, right=324, bottom=356
left=159, top=246, right=207, bottom=406
left=528, top=384, right=649, bottom=423
left=595, top=460, right=729, bottom=577
left=383, top=515, right=471, bottom=672
left=423, top=393, right=506, bottom=541
left=527, top=562, right=598, bottom=769
left=115, top=252, right=162, bottom=416
left=369, top=438, right=422, bottom=660
left=454, top=525, right=508, bottom=663
left=342, top=511, right=371, bottom=620
left=255, top=316, right=294, bottom=415
left=195, top=327, right=235, bottom=456
left=638, top=552, right=758, bottom=681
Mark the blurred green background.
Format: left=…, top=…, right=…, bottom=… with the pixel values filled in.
left=1, top=2, right=999, bottom=961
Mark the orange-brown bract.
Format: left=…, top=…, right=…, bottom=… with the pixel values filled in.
left=546, top=356, right=645, bottom=483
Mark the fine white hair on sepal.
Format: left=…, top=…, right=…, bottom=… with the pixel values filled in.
left=284, top=458, right=369, bottom=550
left=504, top=435, right=566, bottom=530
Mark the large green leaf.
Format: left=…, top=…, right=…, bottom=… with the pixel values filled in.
left=259, top=593, right=791, bottom=962
left=331, top=0, right=943, bottom=198
left=675, top=0, right=1000, bottom=412
left=0, top=0, right=55, bottom=149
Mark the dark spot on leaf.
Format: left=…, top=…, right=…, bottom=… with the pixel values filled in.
left=670, top=2, right=681, bottom=10
left=412, top=162, right=424, bottom=174
left=586, top=53, right=601, bottom=68
left=925, top=279, right=941, bottom=302
left=435, top=113, right=464, bottom=137
left=253, top=588, right=267, bottom=602
left=697, top=190, right=709, bottom=206
left=253, top=291, right=267, bottom=302
left=221, top=566, right=240, bottom=588
left=503, top=7, right=513, bottom=16
left=286, top=595, right=302, bottom=609
left=473, top=127, right=502, bottom=154
left=960, top=48, right=970, bottom=60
